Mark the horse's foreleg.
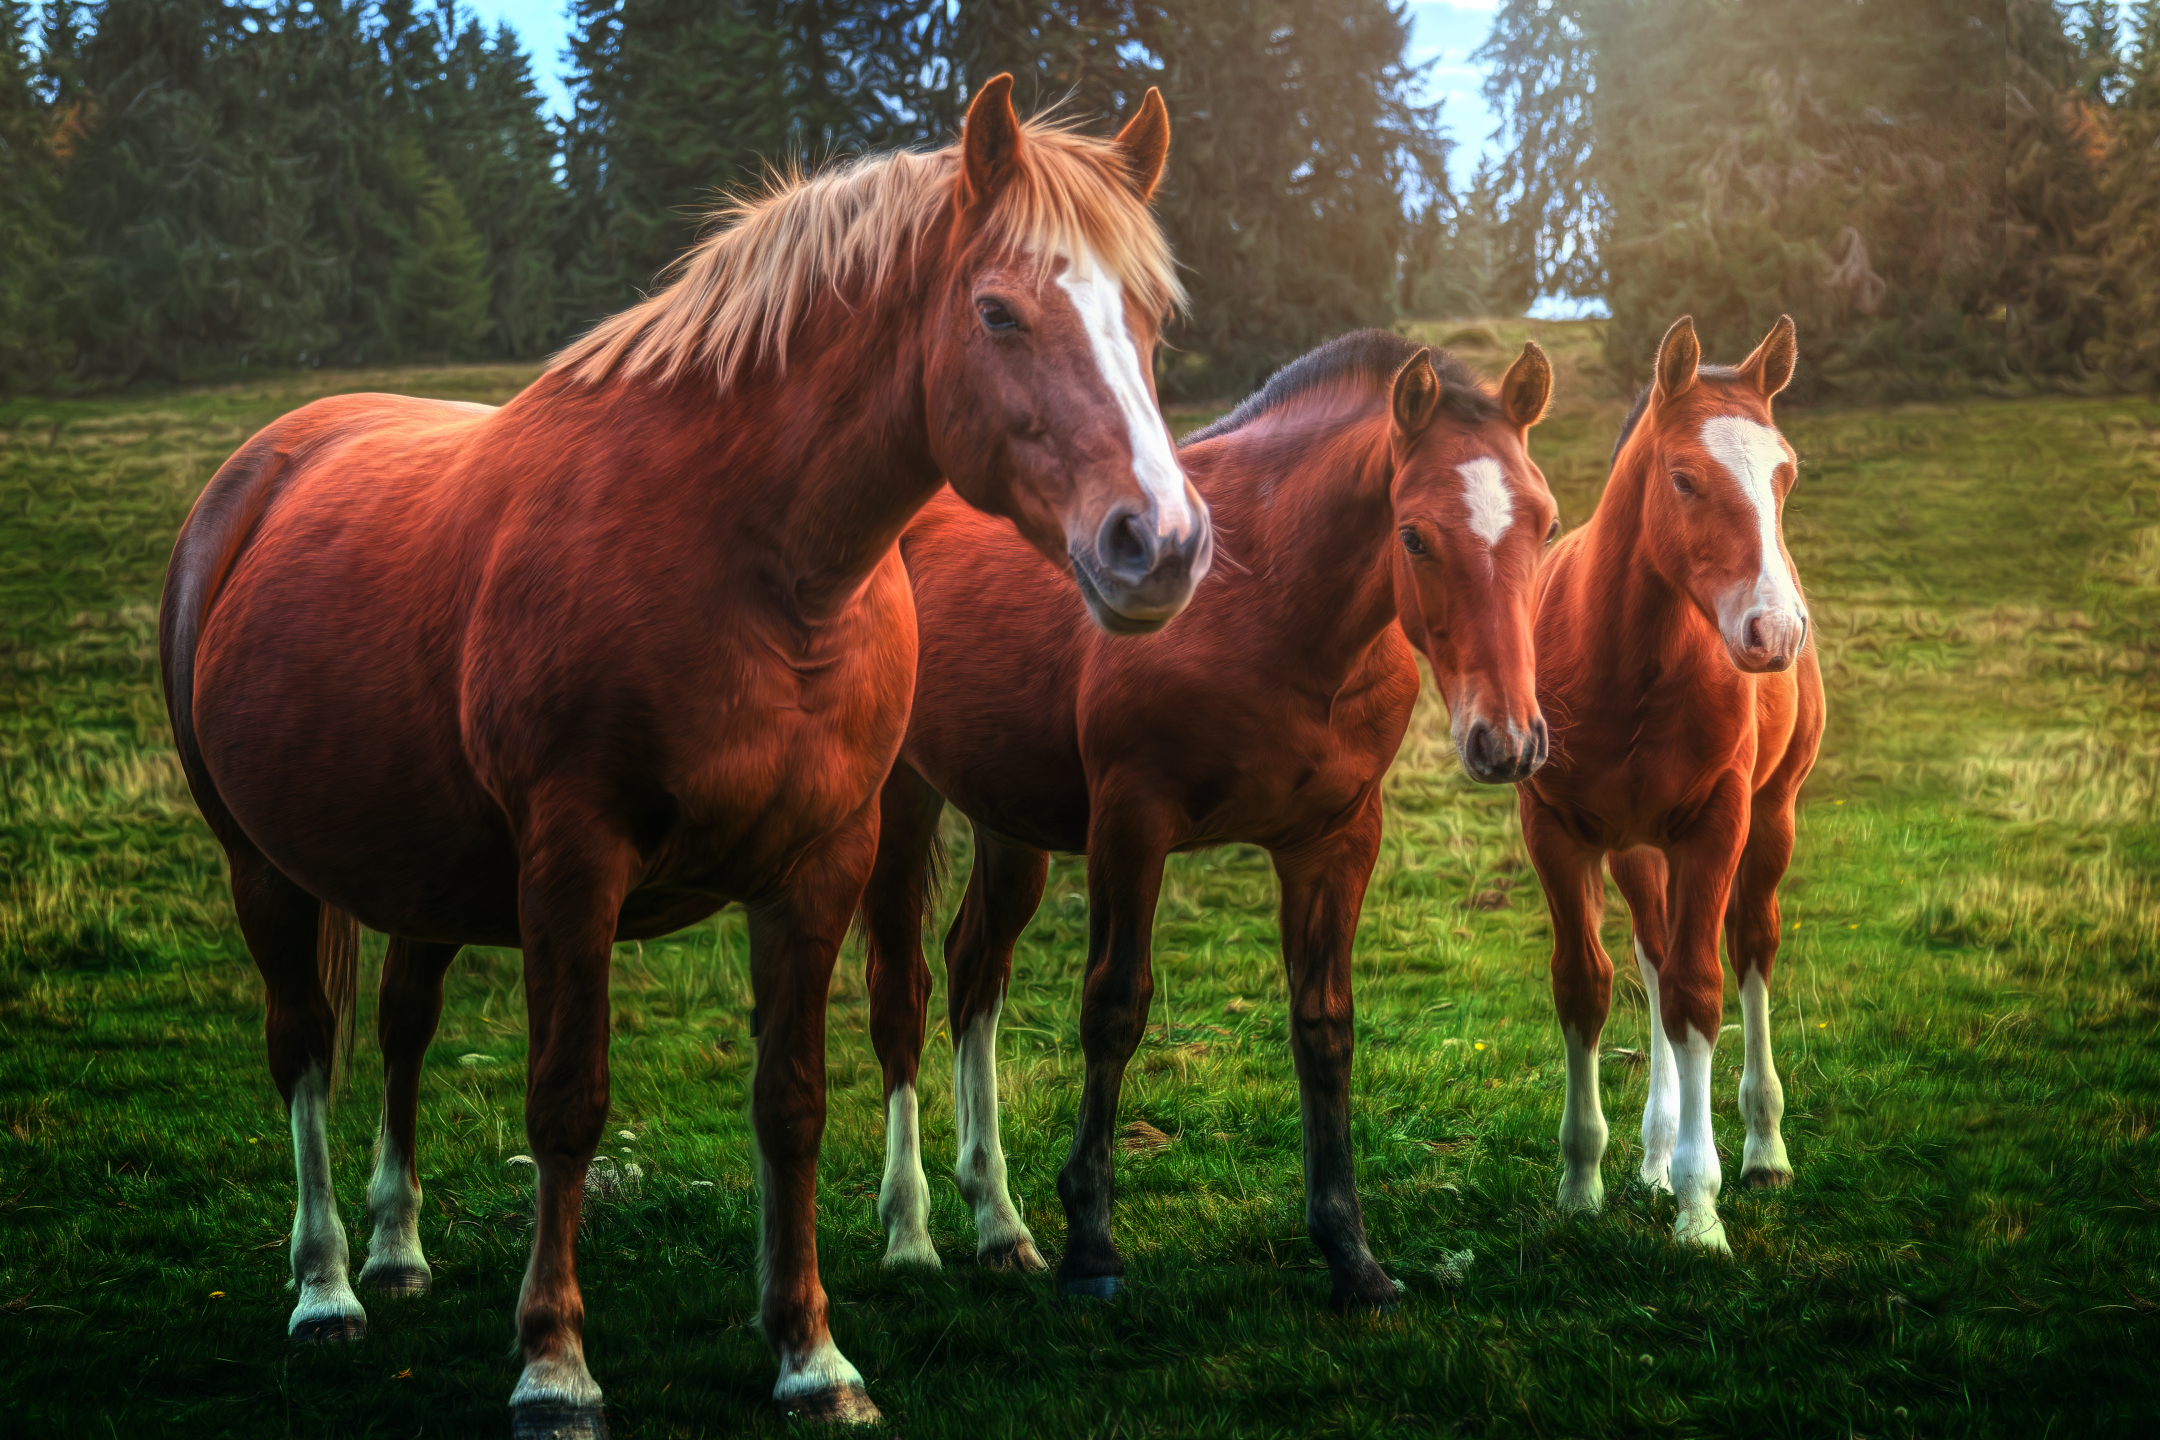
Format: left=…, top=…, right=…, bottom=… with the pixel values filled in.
left=1055, top=805, right=1170, bottom=1300
left=947, top=825, right=1049, bottom=1271
left=1523, top=796, right=1614, bottom=1216
left=1273, top=798, right=1396, bottom=1309
left=230, top=847, right=367, bottom=1344
left=359, top=937, right=460, bottom=1297
left=863, top=763, right=946, bottom=1269
left=1609, top=848, right=1677, bottom=1189
left=747, top=814, right=881, bottom=1424
left=1727, top=798, right=1799, bottom=1189
left=507, top=828, right=633, bottom=1439
left=1660, top=785, right=1751, bottom=1255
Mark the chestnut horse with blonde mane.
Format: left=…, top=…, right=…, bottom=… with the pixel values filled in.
left=859, top=331, right=1556, bottom=1306
left=159, top=79, right=1209, bottom=1433
left=1520, top=315, right=1823, bottom=1252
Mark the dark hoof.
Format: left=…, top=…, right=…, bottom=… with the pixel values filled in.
left=980, top=1238, right=1048, bottom=1273
left=358, top=1265, right=431, bottom=1297
left=510, top=1401, right=609, bottom=1440
left=1060, top=1274, right=1122, bottom=1301
left=289, top=1315, right=366, bottom=1344
left=1741, top=1167, right=1794, bottom=1190
left=778, top=1383, right=882, bottom=1425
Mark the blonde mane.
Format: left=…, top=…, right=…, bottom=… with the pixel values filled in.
left=552, top=118, right=1184, bottom=393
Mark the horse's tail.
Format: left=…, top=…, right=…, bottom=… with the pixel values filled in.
left=318, top=904, right=362, bottom=1089
left=159, top=429, right=293, bottom=829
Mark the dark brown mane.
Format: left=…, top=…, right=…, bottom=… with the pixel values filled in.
left=1185, top=330, right=1499, bottom=446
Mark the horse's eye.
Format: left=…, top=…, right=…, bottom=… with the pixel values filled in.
left=1671, top=471, right=1697, bottom=497
left=977, top=301, right=1019, bottom=333
left=1399, top=525, right=1427, bottom=556
left=1546, top=518, right=1561, bottom=546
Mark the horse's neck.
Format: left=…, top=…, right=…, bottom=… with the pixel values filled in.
left=548, top=322, right=943, bottom=626
left=1571, top=458, right=1719, bottom=681
left=1201, top=411, right=1399, bottom=680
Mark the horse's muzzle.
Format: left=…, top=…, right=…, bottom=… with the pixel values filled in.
left=1070, top=501, right=1213, bottom=634
left=1729, top=607, right=1808, bottom=674
left=1460, top=714, right=1549, bottom=784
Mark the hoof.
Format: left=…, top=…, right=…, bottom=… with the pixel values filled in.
left=290, top=1314, right=366, bottom=1345
left=1329, top=1268, right=1403, bottom=1314
left=879, top=1240, right=943, bottom=1270
left=777, top=1383, right=882, bottom=1425
left=1675, top=1215, right=1732, bottom=1256
left=1060, top=1274, right=1122, bottom=1301
left=510, top=1401, right=608, bottom=1440
left=1741, top=1166, right=1793, bottom=1190
left=979, top=1237, right=1048, bottom=1273
left=358, top=1264, right=432, bottom=1297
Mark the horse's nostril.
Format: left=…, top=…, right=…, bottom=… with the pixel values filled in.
left=1097, top=508, right=1155, bottom=583
left=1746, top=615, right=1766, bottom=652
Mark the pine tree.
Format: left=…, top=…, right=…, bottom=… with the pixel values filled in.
left=395, top=162, right=494, bottom=359
left=2085, top=0, right=2160, bottom=383
left=57, top=0, right=337, bottom=379
left=0, top=0, right=71, bottom=392
left=419, top=8, right=568, bottom=357
left=961, top=0, right=1447, bottom=396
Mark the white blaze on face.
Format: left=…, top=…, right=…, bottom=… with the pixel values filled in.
left=1055, top=247, right=1194, bottom=540
left=1457, top=456, right=1514, bottom=551
left=1700, top=415, right=1804, bottom=617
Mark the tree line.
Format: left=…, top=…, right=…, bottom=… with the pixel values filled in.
left=0, top=0, right=1446, bottom=397
left=1475, top=1, right=2160, bottom=397
left=2, top=3, right=2149, bottom=401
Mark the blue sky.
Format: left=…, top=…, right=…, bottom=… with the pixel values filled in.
left=470, top=1, right=1510, bottom=191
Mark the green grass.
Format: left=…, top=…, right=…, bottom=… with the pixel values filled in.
left=3, top=342, right=2158, bottom=1437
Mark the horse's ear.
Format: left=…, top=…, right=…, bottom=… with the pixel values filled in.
left=1113, top=88, right=1171, bottom=200
left=1391, top=348, right=1442, bottom=438
left=1500, top=340, right=1552, bottom=430
left=1740, top=314, right=1798, bottom=399
left=1652, top=315, right=1699, bottom=405
left=963, top=74, right=1024, bottom=209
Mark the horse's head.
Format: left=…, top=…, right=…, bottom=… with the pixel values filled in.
left=1628, top=315, right=1806, bottom=673
left=924, top=77, right=1211, bottom=635
left=1388, top=343, right=1557, bottom=783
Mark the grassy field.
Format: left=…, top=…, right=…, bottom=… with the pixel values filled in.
left=3, top=331, right=2157, bottom=1438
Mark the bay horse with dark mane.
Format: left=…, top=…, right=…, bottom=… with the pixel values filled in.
left=159, top=79, right=1209, bottom=1432
left=1520, top=315, right=1823, bottom=1252
left=859, top=330, right=1556, bottom=1307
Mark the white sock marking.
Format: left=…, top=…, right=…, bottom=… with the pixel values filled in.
left=1557, top=1024, right=1608, bottom=1212
left=359, top=1117, right=429, bottom=1288
left=287, top=1063, right=365, bottom=1335
left=1669, top=1021, right=1730, bottom=1252
left=878, top=1083, right=939, bottom=1267
left=1635, top=941, right=1679, bottom=1189
left=953, top=996, right=1040, bottom=1262
left=1738, top=969, right=1792, bottom=1180
left=511, top=1346, right=604, bottom=1408
left=773, top=1335, right=867, bottom=1402
left=1056, top=247, right=1195, bottom=541
left=1458, top=456, right=1514, bottom=550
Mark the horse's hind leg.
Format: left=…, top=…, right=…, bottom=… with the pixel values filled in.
left=228, top=846, right=367, bottom=1343
left=1610, top=847, right=1677, bottom=1190
left=1273, top=797, right=1397, bottom=1308
left=862, top=763, right=945, bottom=1268
left=1727, top=800, right=1799, bottom=1188
left=946, top=824, right=1049, bottom=1271
left=359, top=938, right=460, bottom=1296
left=1523, top=794, right=1614, bottom=1214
